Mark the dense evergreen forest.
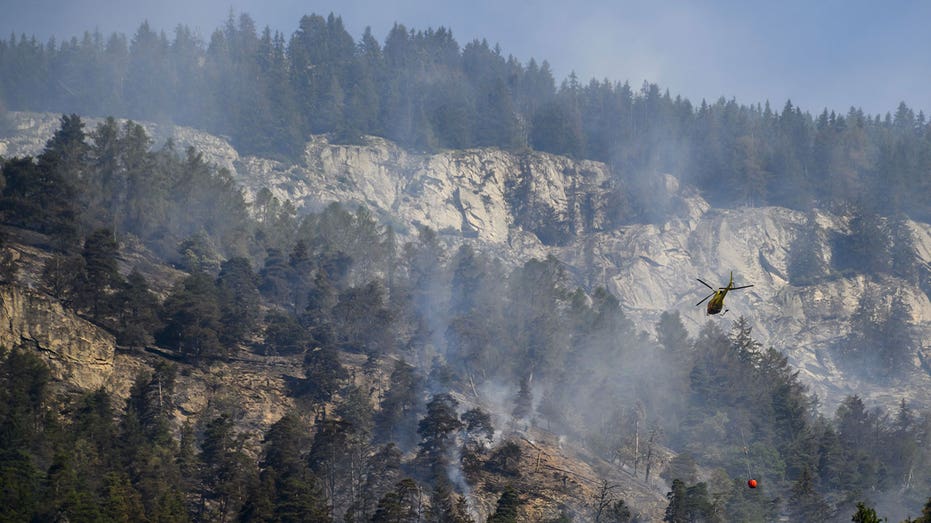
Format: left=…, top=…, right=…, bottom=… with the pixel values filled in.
left=2, top=11, right=931, bottom=220
left=0, top=113, right=930, bottom=521
left=1, top=8, right=931, bottom=522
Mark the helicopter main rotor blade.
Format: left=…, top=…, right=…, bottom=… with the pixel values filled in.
left=696, top=292, right=714, bottom=306
left=730, top=285, right=754, bottom=290
left=697, top=278, right=715, bottom=291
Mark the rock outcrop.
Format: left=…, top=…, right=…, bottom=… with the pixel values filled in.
left=0, top=284, right=115, bottom=390
left=568, top=206, right=931, bottom=412
left=240, top=135, right=615, bottom=248
left=4, top=111, right=931, bottom=414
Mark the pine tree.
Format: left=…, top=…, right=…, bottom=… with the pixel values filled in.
left=216, top=256, right=260, bottom=345
left=263, top=311, right=308, bottom=356
left=157, top=272, right=224, bottom=362
left=71, top=388, right=118, bottom=462
left=851, top=501, right=885, bottom=523
left=912, top=497, right=931, bottom=523
left=1, top=150, right=78, bottom=245
left=77, top=228, right=123, bottom=320
left=0, top=449, right=41, bottom=521
left=656, top=310, right=690, bottom=355
left=250, top=413, right=331, bottom=522
left=429, top=477, right=474, bottom=523
left=101, top=472, right=146, bottom=522
left=360, top=444, right=403, bottom=521
left=661, top=453, right=699, bottom=486
left=371, top=478, right=423, bottom=523
left=461, top=408, right=495, bottom=447
left=375, top=360, right=424, bottom=450
left=118, top=364, right=187, bottom=521
left=512, top=374, right=533, bottom=421
left=788, top=213, right=828, bottom=285
left=200, top=414, right=252, bottom=522
left=664, top=479, right=718, bottom=523
left=489, top=485, right=521, bottom=523
left=114, top=268, right=161, bottom=347
left=307, top=419, right=356, bottom=518
left=889, top=215, right=919, bottom=282
left=123, top=362, right=176, bottom=445
left=0, top=347, right=52, bottom=450
left=259, top=247, right=293, bottom=306
left=300, top=343, right=347, bottom=404
left=787, top=466, right=830, bottom=522
left=416, top=393, right=463, bottom=480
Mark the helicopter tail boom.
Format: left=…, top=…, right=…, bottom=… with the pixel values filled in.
left=696, top=291, right=715, bottom=306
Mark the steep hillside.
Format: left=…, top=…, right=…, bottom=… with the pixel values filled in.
left=0, top=269, right=670, bottom=521
left=4, top=110, right=931, bottom=416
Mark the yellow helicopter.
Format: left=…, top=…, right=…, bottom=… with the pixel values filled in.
left=696, top=272, right=753, bottom=315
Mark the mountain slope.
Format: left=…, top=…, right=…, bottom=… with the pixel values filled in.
left=4, top=111, right=931, bottom=416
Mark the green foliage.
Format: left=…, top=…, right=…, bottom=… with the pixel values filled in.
left=720, top=478, right=774, bottom=523
left=75, top=227, right=123, bottom=319
left=102, top=472, right=147, bottom=521
left=5, top=27, right=931, bottom=521
left=851, top=501, right=886, bottom=523
left=246, top=412, right=331, bottom=522
left=0, top=347, right=52, bottom=450
left=833, top=206, right=893, bottom=275
left=911, top=498, right=931, bottom=523
left=840, top=287, right=915, bottom=378
left=124, top=362, right=177, bottom=446
left=371, top=478, right=423, bottom=523
left=788, top=213, right=829, bottom=285
left=199, top=414, right=253, bottom=521
left=374, top=360, right=423, bottom=450
left=511, top=374, right=534, bottom=421
left=335, top=384, right=375, bottom=439
left=416, top=392, right=463, bottom=480
left=331, top=280, right=394, bottom=354
left=656, top=310, right=690, bottom=355
left=429, top=477, right=475, bottom=523
left=263, top=311, right=308, bottom=356
left=158, top=272, right=224, bottom=361
left=299, top=344, right=348, bottom=404
left=461, top=407, right=495, bottom=443
left=662, top=453, right=700, bottom=486
left=216, top=256, right=261, bottom=344
left=787, top=466, right=831, bottom=522
left=489, top=485, right=522, bottom=523
left=0, top=449, right=41, bottom=520
left=4, top=17, right=931, bottom=221
left=359, top=444, right=404, bottom=521
left=0, top=153, right=78, bottom=245
left=505, top=255, right=570, bottom=381
left=487, top=441, right=522, bottom=478
left=114, top=268, right=161, bottom=346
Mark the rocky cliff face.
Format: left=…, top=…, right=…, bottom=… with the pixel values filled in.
left=0, top=284, right=115, bottom=390
left=572, top=205, right=931, bottom=412
left=240, top=134, right=615, bottom=249
left=245, top=135, right=931, bottom=414
left=4, top=111, right=931, bottom=415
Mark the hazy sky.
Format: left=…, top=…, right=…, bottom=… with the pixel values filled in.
left=3, top=0, right=931, bottom=117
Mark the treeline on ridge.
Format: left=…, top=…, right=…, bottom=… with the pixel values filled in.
left=1, top=12, right=931, bottom=220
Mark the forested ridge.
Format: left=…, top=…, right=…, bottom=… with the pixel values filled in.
left=0, top=113, right=929, bottom=521
left=1, top=8, right=931, bottom=523
left=2, top=11, right=931, bottom=220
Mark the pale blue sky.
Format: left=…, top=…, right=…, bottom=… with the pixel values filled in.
left=3, top=0, right=930, bottom=117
